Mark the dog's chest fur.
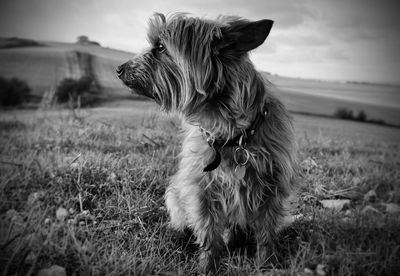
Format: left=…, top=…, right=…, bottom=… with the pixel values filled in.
left=181, top=123, right=265, bottom=228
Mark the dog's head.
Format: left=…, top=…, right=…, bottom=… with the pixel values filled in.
left=117, top=13, right=273, bottom=114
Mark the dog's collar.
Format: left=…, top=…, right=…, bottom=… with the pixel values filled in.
left=201, top=104, right=268, bottom=172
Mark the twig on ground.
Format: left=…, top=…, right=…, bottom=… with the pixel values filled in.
left=78, top=192, right=83, bottom=213
left=142, top=134, right=160, bottom=147
left=0, top=160, right=23, bottom=167
left=98, top=120, right=113, bottom=127
left=69, top=153, right=81, bottom=165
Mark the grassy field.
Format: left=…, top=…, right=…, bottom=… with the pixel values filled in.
left=1, top=104, right=399, bottom=275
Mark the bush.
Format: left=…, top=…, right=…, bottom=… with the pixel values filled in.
left=0, top=37, right=42, bottom=49
left=0, top=77, right=31, bottom=106
left=369, top=118, right=386, bottom=125
left=333, top=108, right=386, bottom=125
left=356, top=110, right=367, bottom=122
left=334, top=108, right=354, bottom=120
left=55, top=76, right=99, bottom=106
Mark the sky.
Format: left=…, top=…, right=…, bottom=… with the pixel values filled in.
left=0, top=0, right=399, bottom=84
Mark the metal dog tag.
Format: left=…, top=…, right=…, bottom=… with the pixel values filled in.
left=234, top=164, right=246, bottom=180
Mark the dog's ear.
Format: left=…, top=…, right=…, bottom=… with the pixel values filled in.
left=219, top=19, right=273, bottom=54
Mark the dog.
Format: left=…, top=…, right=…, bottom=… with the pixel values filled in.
left=117, top=13, right=297, bottom=273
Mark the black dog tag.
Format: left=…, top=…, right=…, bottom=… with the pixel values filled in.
left=203, top=148, right=221, bottom=172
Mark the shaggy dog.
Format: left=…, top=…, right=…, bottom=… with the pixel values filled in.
left=117, top=13, right=297, bottom=273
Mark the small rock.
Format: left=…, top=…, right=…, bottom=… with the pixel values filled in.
left=68, top=207, right=75, bottom=215
left=108, top=172, right=117, bottom=183
left=316, top=264, right=328, bottom=276
left=361, top=205, right=383, bottom=216
left=56, top=207, right=69, bottom=221
left=37, top=265, right=66, bottom=276
left=364, top=190, right=377, bottom=203
left=320, top=199, right=351, bottom=211
left=382, top=203, right=400, bottom=214
left=44, top=218, right=51, bottom=225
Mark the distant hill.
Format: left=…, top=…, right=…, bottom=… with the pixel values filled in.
left=0, top=38, right=134, bottom=102
left=268, top=75, right=400, bottom=126
left=0, top=37, right=399, bottom=125
left=0, top=37, right=44, bottom=49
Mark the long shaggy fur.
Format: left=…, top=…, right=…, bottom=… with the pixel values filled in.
left=117, top=13, right=297, bottom=273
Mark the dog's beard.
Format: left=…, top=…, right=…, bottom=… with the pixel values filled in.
left=120, top=67, right=165, bottom=106
left=123, top=65, right=186, bottom=112
left=129, top=82, right=160, bottom=103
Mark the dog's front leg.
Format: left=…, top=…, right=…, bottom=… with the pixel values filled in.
left=184, top=183, right=225, bottom=273
left=252, top=196, right=286, bottom=261
left=165, top=184, right=187, bottom=231
left=169, top=165, right=225, bottom=273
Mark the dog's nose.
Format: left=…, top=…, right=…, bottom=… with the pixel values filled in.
left=116, top=64, right=125, bottom=78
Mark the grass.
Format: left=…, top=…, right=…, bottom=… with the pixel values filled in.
left=0, top=106, right=400, bottom=275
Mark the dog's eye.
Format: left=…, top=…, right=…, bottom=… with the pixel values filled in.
left=155, top=42, right=166, bottom=53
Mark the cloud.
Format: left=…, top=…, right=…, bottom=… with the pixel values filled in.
left=306, top=0, right=400, bottom=42
left=127, top=0, right=313, bottom=28
left=272, top=33, right=330, bottom=47
left=325, top=48, right=348, bottom=61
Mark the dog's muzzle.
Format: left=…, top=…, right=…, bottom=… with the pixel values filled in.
left=116, top=64, right=125, bottom=78
left=116, top=61, right=153, bottom=100
left=116, top=61, right=132, bottom=82
left=116, top=61, right=139, bottom=89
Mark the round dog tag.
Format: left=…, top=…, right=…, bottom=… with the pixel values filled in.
left=235, top=165, right=246, bottom=180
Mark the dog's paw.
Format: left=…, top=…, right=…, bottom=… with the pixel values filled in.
left=165, top=217, right=187, bottom=231
left=199, top=250, right=220, bottom=275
